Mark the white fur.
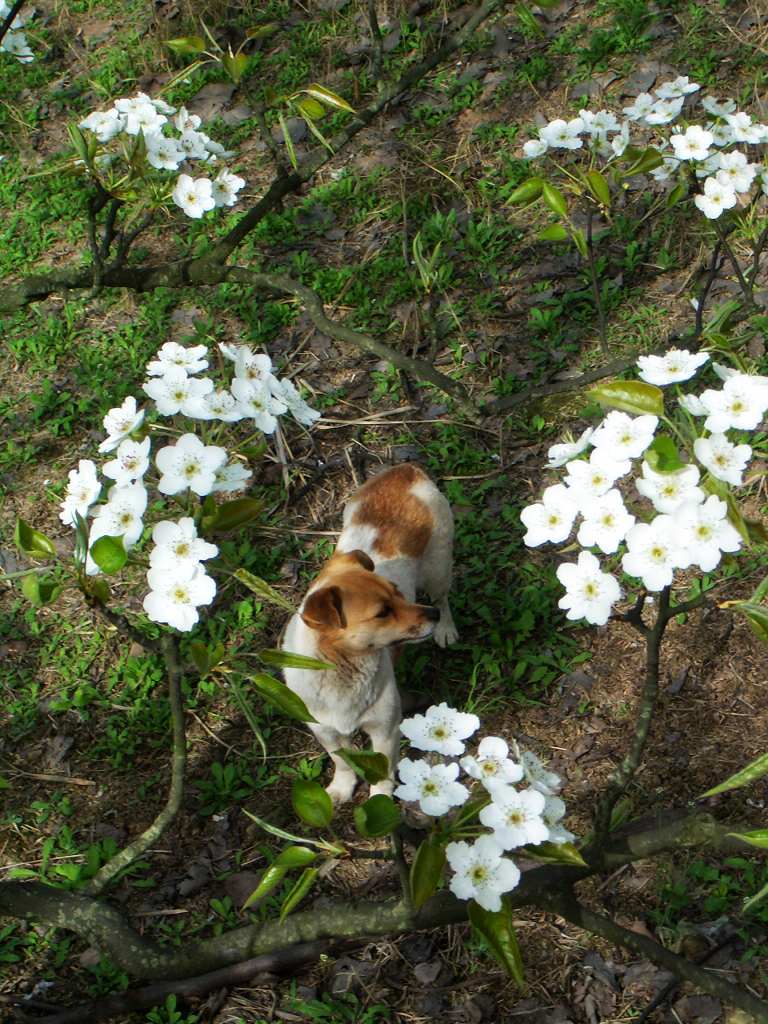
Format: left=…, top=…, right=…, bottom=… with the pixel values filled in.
left=282, top=468, right=457, bottom=802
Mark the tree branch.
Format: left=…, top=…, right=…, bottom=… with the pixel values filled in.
left=83, top=635, right=186, bottom=895
left=535, top=891, right=768, bottom=1022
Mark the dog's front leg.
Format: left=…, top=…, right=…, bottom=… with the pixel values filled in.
left=311, top=725, right=358, bottom=804
left=361, top=674, right=402, bottom=798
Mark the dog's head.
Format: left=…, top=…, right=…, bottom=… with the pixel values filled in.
left=300, top=549, right=440, bottom=658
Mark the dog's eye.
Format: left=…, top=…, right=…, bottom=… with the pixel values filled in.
left=375, top=606, right=392, bottom=619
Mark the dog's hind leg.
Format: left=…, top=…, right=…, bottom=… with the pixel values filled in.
left=419, top=492, right=459, bottom=647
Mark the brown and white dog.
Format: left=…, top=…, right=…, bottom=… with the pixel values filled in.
left=282, top=464, right=458, bottom=802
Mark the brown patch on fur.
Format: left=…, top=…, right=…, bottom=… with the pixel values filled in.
left=351, top=464, right=433, bottom=559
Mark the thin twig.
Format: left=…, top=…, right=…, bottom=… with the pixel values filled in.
left=586, top=206, right=609, bottom=354
left=0, top=0, right=25, bottom=46
left=83, top=635, right=186, bottom=895
left=367, top=0, right=384, bottom=81
left=99, top=199, right=122, bottom=260
left=693, top=239, right=724, bottom=345
left=714, top=219, right=752, bottom=302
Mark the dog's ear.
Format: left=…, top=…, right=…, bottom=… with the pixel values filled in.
left=334, top=549, right=375, bottom=572
left=301, top=586, right=346, bottom=630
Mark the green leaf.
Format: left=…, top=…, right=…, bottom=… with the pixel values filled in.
left=292, top=779, right=333, bottom=829
left=622, top=146, right=664, bottom=176
left=701, top=750, right=768, bottom=797
left=541, top=182, right=568, bottom=219
left=222, top=51, right=249, bottom=84
left=746, top=519, right=768, bottom=546
left=249, top=672, right=317, bottom=723
left=260, top=649, right=333, bottom=671
left=644, top=435, right=684, bottom=473
left=587, top=379, right=664, bottom=418
left=243, top=809, right=330, bottom=849
left=203, top=497, right=262, bottom=533
left=744, top=879, right=768, bottom=913
left=73, top=512, right=89, bottom=567
left=410, top=837, right=446, bottom=910
left=506, top=177, right=543, bottom=206
left=536, top=224, right=569, bottom=242
left=336, top=749, right=389, bottom=785
left=278, top=111, right=298, bottom=170
left=354, top=794, right=401, bottom=837
left=737, top=603, right=768, bottom=647
left=302, top=83, right=355, bottom=113
left=190, top=641, right=211, bottom=674
left=15, top=518, right=57, bottom=559
left=245, top=22, right=280, bottom=40
left=585, top=169, right=611, bottom=208
left=234, top=569, right=294, bottom=611
left=571, top=228, right=588, bottom=259
left=20, top=573, right=42, bottom=607
left=0, top=776, right=9, bottom=790
left=167, top=35, right=206, bottom=55
left=519, top=841, right=586, bottom=866
left=85, top=577, right=110, bottom=604
left=242, top=864, right=287, bottom=909
left=275, top=845, right=318, bottom=868
left=89, top=535, right=127, bottom=575
left=280, top=866, right=319, bottom=921
left=468, top=902, right=525, bottom=986
left=67, top=124, right=89, bottom=163
left=728, top=829, right=768, bottom=850
left=295, top=96, right=326, bottom=120
left=667, top=181, right=688, bottom=207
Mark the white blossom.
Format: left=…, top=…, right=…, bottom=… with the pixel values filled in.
left=715, top=151, right=757, bottom=193
left=694, top=176, right=737, bottom=219
left=114, top=95, right=167, bottom=136
left=611, top=120, right=630, bottom=156
left=174, top=106, right=201, bottom=133
left=146, top=342, right=209, bottom=377
left=700, top=376, right=768, bottom=434
left=400, top=702, right=480, bottom=757
left=622, top=93, right=655, bottom=121
left=233, top=347, right=273, bottom=385
left=460, top=737, right=524, bottom=789
left=480, top=784, right=548, bottom=850
left=155, top=433, right=227, bottom=496
left=102, top=437, right=151, bottom=486
left=145, top=133, right=185, bottom=171
left=580, top=109, right=620, bottom=138
left=673, top=495, right=742, bottom=572
left=150, top=517, right=218, bottom=575
left=212, top=169, right=246, bottom=207
left=622, top=517, right=684, bottom=591
left=645, top=97, right=684, bottom=125
left=394, top=758, right=469, bottom=817
left=211, top=460, right=253, bottom=493
left=576, top=488, right=635, bottom=553
left=701, top=95, right=737, bottom=118
left=521, top=751, right=561, bottom=797
left=679, top=392, right=708, bottom=416
left=539, top=118, right=584, bottom=150
left=725, top=112, right=764, bottom=144
left=693, top=433, right=752, bottom=486
left=177, top=129, right=210, bottom=160
left=565, top=449, right=631, bottom=503
left=199, top=389, right=244, bottom=423
left=523, top=138, right=548, bottom=158
left=60, top=460, right=101, bottom=526
left=445, top=836, right=521, bottom=911
left=230, top=378, right=286, bottom=435
left=542, top=795, right=575, bottom=845
left=3, top=31, right=34, bottom=62
left=520, top=483, right=579, bottom=547
left=591, top=411, right=658, bottom=460
left=143, top=564, right=216, bottom=632
left=91, top=482, right=148, bottom=548
left=272, top=377, right=321, bottom=427
left=98, top=396, right=145, bottom=453
left=556, top=550, right=621, bottom=624
left=656, top=76, right=700, bottom=99
left=637, top=348, right=709, bottom=386
left=79, top=109, right=125, bottom=142
left=143, top=367, right=213, bottom=416
left=172, top=174, right=215, bottom=218
left=670, top=125, right=713, bottom=161
left=635, top=461, right=704, bottom=514
left=546, top=427, right=595, bottom=468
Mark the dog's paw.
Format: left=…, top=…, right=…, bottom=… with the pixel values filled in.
left=434, top=620, right=459, bottom=647
left=369, top=780, right=394, bottom=799
left=325, top=776, right=357, bottom=805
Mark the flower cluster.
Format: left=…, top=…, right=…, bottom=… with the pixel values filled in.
left=1, top=1, right=34, bottom=62
left=58, top=342, right=320, bottom=630
left=522, top=75, right=768, bottom=219
left=521, top=351, right=767, bottom=625
left=394, top=703, right=574, bottom=912
left=78, top=93, right=245, bottom=218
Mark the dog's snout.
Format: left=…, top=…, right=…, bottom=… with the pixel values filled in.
left=424, top=605, right=441, bottom=622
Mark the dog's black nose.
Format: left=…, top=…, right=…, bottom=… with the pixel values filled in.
left=424, top=606, right=441, bottom=622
